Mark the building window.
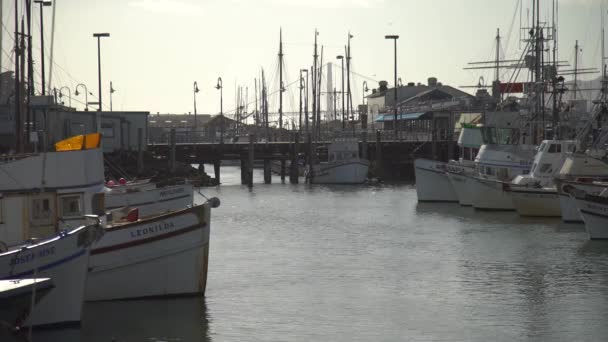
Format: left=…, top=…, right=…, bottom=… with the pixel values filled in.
left=60, top=195, right=83, bottom=218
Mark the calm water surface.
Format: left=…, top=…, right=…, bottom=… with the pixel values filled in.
left=29, top=166, right=608, bottom=341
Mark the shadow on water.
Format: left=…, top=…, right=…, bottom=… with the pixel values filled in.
left=578, top=240, right=608, bottom=257
left=30, top=297, right=211, bottom=342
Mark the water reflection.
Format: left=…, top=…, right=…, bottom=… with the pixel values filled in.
left=30, top=298, right=210, bottom=342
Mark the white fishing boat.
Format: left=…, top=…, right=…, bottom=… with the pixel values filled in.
left=0, top=133, right=105, bottom=327
left=555, top=152, right=608, bottom=222
left=105, top=182, right=194, bottom=218
left=445, top=123, right=483, bottom=206
left=571, top=186, right=608, bottom=239
left=468, top=127, right=536, bottom=210
left=414, top=158, right=458, bottom=203
left=506, top=140, right=577, bottom=217
left=308, top=138, right=369, bottom=184
left=86, top=200, right=217, bottom=301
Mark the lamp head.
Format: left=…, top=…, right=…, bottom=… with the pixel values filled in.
left=336, top=55, right=344, bottom=60
left=74, top=89, right=80, bottom=96
left=93, top=33, right=110, bottom=38
left=385, top=35, right=399, bottom=40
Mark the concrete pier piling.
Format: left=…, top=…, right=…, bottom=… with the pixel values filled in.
left=214, top=161, right=221, bottom=184
left=264, top=160, right=272, bottom=184
left=248, top=134, right=254, bottom=188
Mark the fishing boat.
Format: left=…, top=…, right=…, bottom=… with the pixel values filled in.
left=86, top=200, right=217, bottom=301
left=505, top=140, right=577, bottom=216
left=0, top=133, right=105, bottom=327
left=445, top=123, right=483, bottom=206
left=414, top=159, right=458, bottom=203
left=571, top=186, right=608, bottom=239
left=308, top=138, right=369, bottom=184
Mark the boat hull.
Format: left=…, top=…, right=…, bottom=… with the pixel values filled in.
left=508, top=187, right=561, bottom=217
left=0, top=225, right=97, bottom=327
left=556, top=180, right=606, bottom=223
left=310, top=160, right=369, bottom=184
left=106, top=184, right=194, bottom=217
left=470, top=177, right=514, bottom=211
left=86, top=204, right=211, bottom=301
left=573, top=196, right=608, bottom=240
left=414, top=159, right=458, bottom=203
left=446, top=170, right=474, bottom=206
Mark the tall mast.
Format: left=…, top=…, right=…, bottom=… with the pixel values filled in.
left=312, top=30, right=318, bottom=140
left=278, top=28, right=284, bottom=131
left=47, top=0, right=56, bottom=94
left=14, top=0, right=22, bottom=153
left=574, top=40, right=579, bottom=100
left=299, top=71, right=303, bottom=132
left=0, top=0, right=3, bottom=74
left=495, top=28, right=500, bottom=82
left=346, top=33, right=352, bottom=127
left=552, top=0, right=559, bottom=138
left=317, top=45, right=323, bottom=140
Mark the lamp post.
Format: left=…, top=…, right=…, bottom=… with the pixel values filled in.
left=75, top=83, right=91, bottom=111
left=337, top=55, right=345, bottom=130
left=110, top=81, right=115, bottom=112
left=362, top=80, right=369, bottom=106
left=385, top=35, right=399, bottom=137
left=93, top=32, right=110, bottom=133
left=215, top=77, right=223, bottom=143
left=34, top=0, right=51, bottom=95
left=58, top=86, right=71, bottom=107
left=193, top=81, right=199, bottom=131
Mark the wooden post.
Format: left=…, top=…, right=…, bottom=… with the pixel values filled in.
left=307, top=132, right=314, bottom=182
left=280, top=158, right=286, bottom=182
left=361, top=131, right=368, bottom=160
left=214, top=161, right=221, bottom=184
left=248, top=134, right=254, bottom=187
left=375, top=130, right=383, bottom=179
left=263, top=159, right=272, bottom=184
left=137, top=127, right=144, bottom=176
left=290, top=132, right=300, bottom=184
left=169, top=128, right=176, bottom=174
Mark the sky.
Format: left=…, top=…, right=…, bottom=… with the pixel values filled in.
left=0, top=0, right=601, bottom=120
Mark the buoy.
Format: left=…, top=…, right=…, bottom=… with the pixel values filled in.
left=107, top=180, right=116, bottom=186
left=119, top=178, right=127, bottom=185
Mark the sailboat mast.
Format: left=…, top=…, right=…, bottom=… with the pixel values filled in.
left=317, top=45, right=323, bottom=140
left=574, top=40, right=579, bottom=100
left=14, top=0, right=22, bottom=153
left=278, top=28, right=284, bottom=131
left=495, top=28, right=500, bottom=82
left=346, top=34, right=352, bottom=128
left=312, top=30, right=318, bottom=140
left=552, top=0, right=559, bottom=138
left=47, top=0, right=56, bottom=94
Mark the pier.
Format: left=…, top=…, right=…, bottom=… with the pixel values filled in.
left=147, top=129, right=454, bottom=185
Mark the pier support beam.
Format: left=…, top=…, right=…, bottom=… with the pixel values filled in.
left=169, top=128, right=176, bottom=174
left=214, top=161, right=221, bottom=184
left=289, top=133, right=299, bottom=184
left=263, top=160, right=272, bottom=184
left=375, top=130, right=383, bottom=179
left=248, top=134, right=254, bottom=188
left=280, top=158, right=286, bottom=182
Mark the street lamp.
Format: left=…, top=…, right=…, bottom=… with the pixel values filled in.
left=58, top=86, right=71, bottom=107
left=193, top=81, right=199, bottom=130
left=362, top=81, right=369, bottom=105
left=93, top=32, right=110, bottom=133
left=215, top=77, right=223, bottom=143
left=34, top=0, right=52, bottom=95
left=385, top=35, right=399, bottom=137
left=75, top=83, right=92, bottom=111
left=337, top=55, right=345, bottom=130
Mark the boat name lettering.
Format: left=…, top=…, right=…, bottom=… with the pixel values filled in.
left=159, top=188, right=185, bottom=197
left=9, top=246, right=56, bottom=266
left=130, top=221, right=176, bottom=238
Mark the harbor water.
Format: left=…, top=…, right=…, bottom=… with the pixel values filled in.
left=28, top=165, right=608, bottom=341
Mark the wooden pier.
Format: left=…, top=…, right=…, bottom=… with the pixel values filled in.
left=146, top=129, right=454, bottom=185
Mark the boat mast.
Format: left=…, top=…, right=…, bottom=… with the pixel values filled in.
left=317, top=45, right=323, bottom=140
left=26, top=0, right=33, bottom=145
left=552, top=0, right=559, bottom=138
left=346, top=33, right=352, bottom=131
left=47, top=0, right=56, bottom=94
left=312, top=30, right=318, bottom=141
left=278, top=28, right=284, bottom=131
left=14, top=0, right=22, bottom=153
left=573, top=40, right=579, bottom=100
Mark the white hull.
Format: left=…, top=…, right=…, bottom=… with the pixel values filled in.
left=557, top=181, right=606, bottom=223
left=106, top=184, right=193, bottom=217
left=310, top=160, right=369, bottom=184
left=573, top=196, right=608, bottom=240
left=86, top=204, right=211, bottom=301
left=446, top=171, right=474, bottom=206
left=414, top=159, right=458, bottom=202
left=0, top=225, right=97, bottom=327
left=509, top=187, right=561, bottom=217
left=469, top=176, right=514, bottom=211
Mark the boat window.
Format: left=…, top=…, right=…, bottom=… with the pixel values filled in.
left=91, top=193, right=105, bottom=216
left=31, top=197, right=53, bottom=222
left=567, top=144, right=576, bottom=152
left=539, top=163, right=552, bottom=173
left=548, top=144, right=561, bottom=153
left=329, top=153, right=336, bottom=162
left=60, top=195, right=83, bottom=218
left=485, top=167, right=495, bottom=176
left=497, top=168, right=509, bottom=180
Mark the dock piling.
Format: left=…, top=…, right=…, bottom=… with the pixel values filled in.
left=375, top=130, right=383, bottom=179
left=214, top=161, right=221, bottom=184
left=248, top=134, right=254, bottom=187
left=263, top=160, right=272, bottom=184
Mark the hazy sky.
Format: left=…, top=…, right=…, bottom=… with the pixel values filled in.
left=0, top=0, right=600, bottom=118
